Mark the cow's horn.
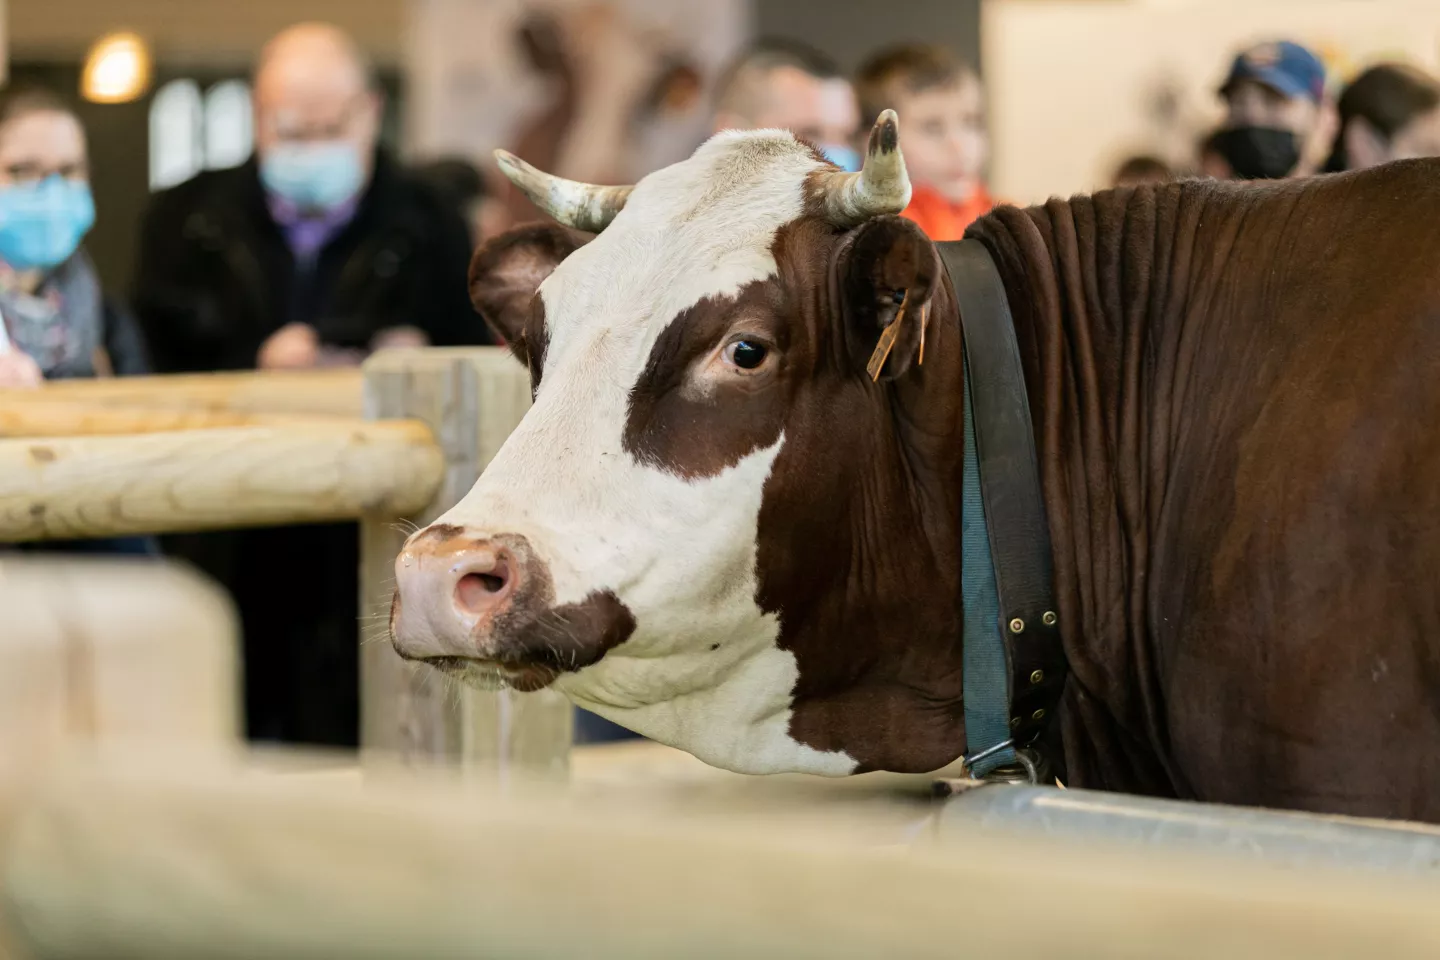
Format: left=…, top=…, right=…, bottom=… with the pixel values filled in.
left=494, top=150, right=633, bottom=234
left=814, top=109, right=912, bottom=227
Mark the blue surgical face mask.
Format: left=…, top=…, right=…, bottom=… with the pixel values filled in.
left=259, top=141, right=365, bottom=211
left=820, top=143, right=862, bottom=172
left=0, top=175, right=95, bottom=272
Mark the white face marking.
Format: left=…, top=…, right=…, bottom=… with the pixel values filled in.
left=437, top=131, right=856, bottom=776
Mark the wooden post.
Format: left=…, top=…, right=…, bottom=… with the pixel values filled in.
left=0, top=557, right=239, bottom=783
left=360, top=347, right=572, bottom=780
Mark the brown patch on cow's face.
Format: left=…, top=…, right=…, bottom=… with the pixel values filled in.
left=621, top=217, right=856, bottom=480
left=612, top=208, right=970, bottom=774
left=622, top=279, right=790, bottom=478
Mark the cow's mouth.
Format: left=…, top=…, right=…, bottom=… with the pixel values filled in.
left=391, top=520, right=642, bottom=694
left=420, top=654, right=559, bottom=693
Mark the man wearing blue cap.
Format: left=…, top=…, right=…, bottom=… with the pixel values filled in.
left=1211, top=40, right=1338, bottom=180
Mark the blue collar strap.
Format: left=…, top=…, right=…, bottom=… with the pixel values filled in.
left=941, top=239, right=1068, bottom=783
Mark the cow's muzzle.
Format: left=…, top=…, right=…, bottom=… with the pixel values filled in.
left=389, top=526, right=635, bottom=691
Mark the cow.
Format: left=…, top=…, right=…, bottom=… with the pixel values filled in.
left=389, top=110, right=1440, bottom=822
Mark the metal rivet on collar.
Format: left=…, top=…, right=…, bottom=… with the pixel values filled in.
left=1029, top=669, right=1044, bottom=685
left=1009, top=617, right=1025, bottom=634
left=1042, top=611, right=1057, bottom=626
left=1031, top=708, right=1047, bottom=721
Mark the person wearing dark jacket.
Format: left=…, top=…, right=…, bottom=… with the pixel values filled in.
left=133, top=29, right=483, bottom=371
left=131, top=22, right=491, bottom=751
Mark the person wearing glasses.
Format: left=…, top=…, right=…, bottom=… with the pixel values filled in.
left=0, top=85, right=156, bottom=557
left=0, top=86, right=148, bottom=389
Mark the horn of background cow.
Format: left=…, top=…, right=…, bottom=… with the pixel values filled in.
left=493, top=150, right=634, bottom=234
left=813, top=109, right=912, bottom=227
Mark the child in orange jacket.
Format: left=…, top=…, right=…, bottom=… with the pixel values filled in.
left=856, top=44, right=995, bottom=241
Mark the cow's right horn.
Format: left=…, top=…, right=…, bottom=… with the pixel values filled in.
left=494, top=150, right=633, bottom=234
left=813, top=109, right=912, bottom=227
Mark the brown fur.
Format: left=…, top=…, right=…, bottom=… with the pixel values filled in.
left=969, top=159, right=1440, bottom=819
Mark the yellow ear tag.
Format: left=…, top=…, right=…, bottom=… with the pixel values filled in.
left=867, top=289, right=912, bottom=382
left=917, top=302, right=930, bottom=368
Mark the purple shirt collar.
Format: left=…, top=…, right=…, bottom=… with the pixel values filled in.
left=266, top=191, right=361, bottom=263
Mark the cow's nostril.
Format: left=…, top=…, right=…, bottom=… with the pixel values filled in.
left=455, top=554, right=512, bottom=616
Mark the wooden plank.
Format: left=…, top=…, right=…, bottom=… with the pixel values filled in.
left=359, top=347, right=572, bottom=779
left=3, top=750, right=1440, bottom=959
left=0, top=399, right=353, bottom=438
left=0, top=420, right=443, bottom=542
left=2, top=369, right=363, bottom=417
left=0, top=558, right=239, bottom=784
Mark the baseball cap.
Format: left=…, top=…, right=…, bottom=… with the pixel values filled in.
left=1220, top=40, right=1327, bottom=103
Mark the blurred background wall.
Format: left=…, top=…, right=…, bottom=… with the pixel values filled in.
left=985, top=0, right=1440, bottom=203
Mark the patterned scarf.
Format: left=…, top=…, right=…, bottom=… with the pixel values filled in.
left=0, top=250, right=103, bottom=378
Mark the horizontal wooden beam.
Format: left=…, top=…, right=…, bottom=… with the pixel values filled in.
left=0, top=420, right=444, bottom=542
left=0, top=399, right=355, bottom=438
left=0, top=558, right=239, bottom=783
left=2, top=368, right=364, bottom=417
left=3, top=751, right=1439, bottom=959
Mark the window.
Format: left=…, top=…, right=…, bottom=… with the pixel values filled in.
left=148, top=78, right=255, bottom=191
left=148, top=79, right=202, bottom=191
left=204, top=80, right=253, bottom=171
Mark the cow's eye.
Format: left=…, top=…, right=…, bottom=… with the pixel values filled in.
left=725, top=340, right=769, bottom=371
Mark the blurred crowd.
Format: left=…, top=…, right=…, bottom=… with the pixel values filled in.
left=1, top=16, right=1438, bottom=750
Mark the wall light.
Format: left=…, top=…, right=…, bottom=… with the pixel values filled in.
left=82, top=32, right=153, bottom=104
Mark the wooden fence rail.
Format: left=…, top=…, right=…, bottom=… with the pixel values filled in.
left=0, top=347, right=571, bottom=780
left=0, top=368, right=364, bottom=416
left=0, top=420, right=443, bottom=542
left=3, top=750, right=1439, bottom=960
left=0, top=399, right=356, bottom=438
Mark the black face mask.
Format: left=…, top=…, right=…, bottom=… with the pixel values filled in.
left=1212, top=125, right=1302, bottom=180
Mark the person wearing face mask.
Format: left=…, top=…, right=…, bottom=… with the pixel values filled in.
left=1324, top=62, right=1440, bottom=172
left=133, top=22, right=486, bottom=375
left=710, top=39, right=862, bottom=172
left=0, top=86, right=155, bottom=556
left=131, top=23, right=488, bottom=752
left=0, top=87, right=148, bottom=387
left=1212, top=40, right=1338, bottom=181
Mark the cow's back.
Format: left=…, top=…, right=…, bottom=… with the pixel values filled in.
left=971, top=161, right=1440, bottom=820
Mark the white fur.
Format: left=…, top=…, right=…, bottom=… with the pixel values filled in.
left=434, top=131, right=857, bottom=776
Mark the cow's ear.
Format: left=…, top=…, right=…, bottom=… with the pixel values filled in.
left=469, top=223, right=586, bottom=364
left=835, top=215, right=941, bottom=382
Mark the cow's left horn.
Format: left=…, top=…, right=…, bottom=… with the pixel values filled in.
left=813, top=109, right=912, bottom=227
left=494, top=150, right=634, bottom=234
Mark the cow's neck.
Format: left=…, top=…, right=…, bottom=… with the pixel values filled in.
left=772, top=276, right=971, bottom=775
left=962, top=191, right=1201, bottom=793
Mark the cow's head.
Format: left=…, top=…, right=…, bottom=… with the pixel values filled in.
left=391, top=112, right=969, bottom=776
